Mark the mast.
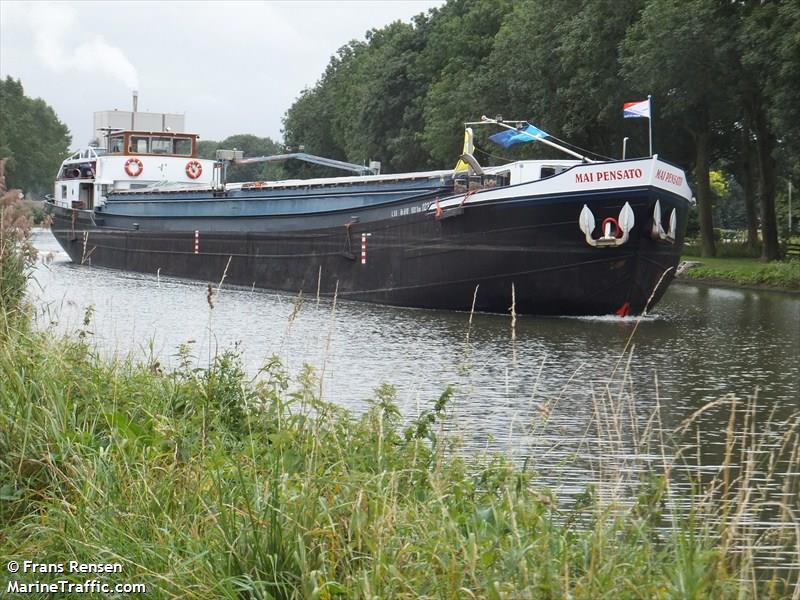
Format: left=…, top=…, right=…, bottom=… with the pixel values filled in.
left=647, top=94, right=653, bottom=157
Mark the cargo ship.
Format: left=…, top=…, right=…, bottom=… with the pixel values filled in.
left=46, top=116, right=692, bottom=316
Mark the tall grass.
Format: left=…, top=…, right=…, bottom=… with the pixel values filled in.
left=1, top=214, right=798, bottom=598
left=0, top=189, right=36, bottom=326
left=2, top=321, right=798, bottom=598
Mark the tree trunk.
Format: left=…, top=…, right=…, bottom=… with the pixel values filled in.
left=695, top=129, right=716, bottom=257
left=741, top=119, right=759, bottom=252
left=754, top=105, right=780, bottom=261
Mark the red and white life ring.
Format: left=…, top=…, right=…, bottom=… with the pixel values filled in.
left=185, top=160, right=203, bottom=179
left=124, top=158, right=143, bottom=177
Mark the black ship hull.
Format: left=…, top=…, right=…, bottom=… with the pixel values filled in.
left=48, top=185, right=687, bottom=316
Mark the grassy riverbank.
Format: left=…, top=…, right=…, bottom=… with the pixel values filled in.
left=2, top=204, right=799, bottom=598
left=678, top=255, right=800, bottom=291
left=2, top=325, right=789, bottom=600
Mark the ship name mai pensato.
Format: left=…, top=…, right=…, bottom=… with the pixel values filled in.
left=21, top=560, right=123, bottom=573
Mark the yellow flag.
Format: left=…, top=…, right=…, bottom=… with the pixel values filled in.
left=454, top=127, right=474, bottom=172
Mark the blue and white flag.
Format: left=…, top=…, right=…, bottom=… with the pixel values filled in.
left=488, top=123, right=548, bottom=148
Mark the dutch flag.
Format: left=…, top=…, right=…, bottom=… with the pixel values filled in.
left=623, top=99, right=651, bottom=119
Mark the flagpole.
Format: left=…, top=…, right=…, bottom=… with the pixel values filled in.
left=648, top=94, right=653, bottom=157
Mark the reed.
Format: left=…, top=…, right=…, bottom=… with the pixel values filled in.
left=0, top=190, right=36, bottom=327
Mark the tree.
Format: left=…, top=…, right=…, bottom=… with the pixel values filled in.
left=736, top=0, right=800, bottom=260
left=768, top=2, right=800, bottom=165
left=734, top=118, right=760, bottom=252
left=277, top=0, right=796, bottom=264
left=282, top=0, right=514, bottom=172
left=736, top=2, right=778, bottom=260
left=418, top=0, right=513, bottom=166
left=621, top=0, right=737, bottom=258
left=0, top=77, right=71, bottom=197
left=482, top=0, right=658, bottom=162
left=282, top=41, right=367, bottom=177
left=196, top=134, right=284, bottom=182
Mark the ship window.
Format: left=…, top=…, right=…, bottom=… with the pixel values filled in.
left=174, top=138, right=192, bottom=156
left=540, top=166, right=566, bottom=178
left=109, top=136, right=124, bottom=154
left=494, top=170, right=510, bottom=187
left=151, top=137, right=172, bottom=154
left=130, top=136, right=149, bottom=153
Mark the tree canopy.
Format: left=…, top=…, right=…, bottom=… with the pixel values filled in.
left=0, top=77, right=71, bottom=197
left=2, top=2, right=796, bottom=259
left=196, top=134, right=285, bottom=182
left=282, top=0, right=799, bottom=259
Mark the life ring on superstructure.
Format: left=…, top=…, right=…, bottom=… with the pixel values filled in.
left=124, top=158, right=143, bottom=177
left=185, top=160, right=203, bottom=179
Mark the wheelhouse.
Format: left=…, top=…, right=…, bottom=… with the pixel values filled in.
left=105, top=131, right=199, bottom=158
left=53, top=129, right=214, bottom=211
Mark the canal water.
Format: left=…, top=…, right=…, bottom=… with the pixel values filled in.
left=27, top=228, right=800, bottom=573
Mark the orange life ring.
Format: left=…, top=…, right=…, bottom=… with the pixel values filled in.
left=124, top=158, right=143, bottom=177
left=185, top=160, right=203, bottom=179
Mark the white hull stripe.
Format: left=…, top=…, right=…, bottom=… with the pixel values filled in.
left=432, top=156, right=691, bottom=212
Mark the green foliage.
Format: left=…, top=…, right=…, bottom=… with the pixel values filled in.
left=678, top=255, right=800, bottom=289
left=283, top=0, right=515, bottom=173
left=418, top=0, right=512, bottom=166
left=282, top=40, right=368, bottom=178
left=739, top=0, right=800, bottom=158
left=684, top=238, right=761, bottom=259
left=0, top=190, right=36, bottom=326
left=482, top=0, right=644, bottom=158
left=0, top=77, right=71, bottom=196
left=620, top=0, right=734, bottom=133
left=709, top=171, right=730, bottom=199
left=2, top=317, right=796, bottom=597
left=279, top=0, right=797, bottom=262
left=281, top=0, right=711, bottom=173
left=196, top=134, right=286, bottom=182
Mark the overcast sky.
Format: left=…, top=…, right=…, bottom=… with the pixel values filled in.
left=1, top=0, right=443, bottom=147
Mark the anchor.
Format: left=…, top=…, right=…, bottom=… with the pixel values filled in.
left=579, top=202, right=635, bottom=247
left=650, top=199, right=677, bottom=243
